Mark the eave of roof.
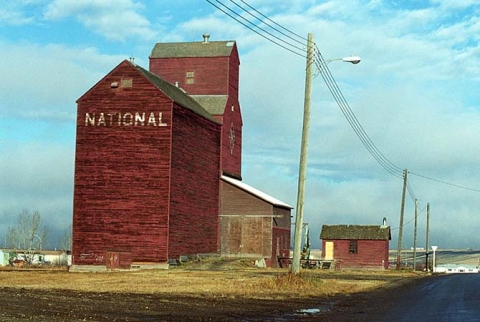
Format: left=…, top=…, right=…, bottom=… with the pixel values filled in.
left=320, top=224, right=391, bottom=240
left=191, top=95, right=228, bottom=115
left=150, top=41, right=236, bottom=58
left=221, top=175, right=293, bottom=209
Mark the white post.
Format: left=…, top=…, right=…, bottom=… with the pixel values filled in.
left=431, top=246, right=438, bottom=273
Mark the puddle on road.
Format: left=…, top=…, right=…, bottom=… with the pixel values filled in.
left=297, top=308, right=322, bottom=314
left=245, top=303, right=334, bottom=321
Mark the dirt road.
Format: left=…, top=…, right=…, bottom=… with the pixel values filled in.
left=0, top=274, right=426, bottom=321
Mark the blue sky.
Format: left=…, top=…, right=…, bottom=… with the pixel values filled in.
left=1, top=0, right=480, bottom=250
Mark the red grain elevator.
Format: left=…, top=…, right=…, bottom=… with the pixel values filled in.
left=71, top=60, right=221, bottom=270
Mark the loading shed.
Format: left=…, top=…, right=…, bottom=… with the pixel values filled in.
left=220, top=176, right=292, bottom=267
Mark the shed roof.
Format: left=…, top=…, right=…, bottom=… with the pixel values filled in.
left=320, top=225, right=391, bottom=240
left=221, top=175, right=293, bottom=209
left=191, top=95, right=228, bottom=115
left=150, top=41, right=236, bottom=58
left=134, top=63, right=219, bottom=124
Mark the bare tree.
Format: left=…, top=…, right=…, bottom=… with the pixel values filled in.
left=57, top=225, right=72, bottom=266
left=6, top=209, right=48, bottom=264
left=59, top=225, right=72, bottom=252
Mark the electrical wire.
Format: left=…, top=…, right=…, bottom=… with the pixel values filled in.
left=207, top=0, right=480, bottom=194
left=409, top=171, right=480, bottom=193
left=231, top=0, right=307, bottom=45
left=207, top=0, right=306, bottom=58
left=314, top=51, right=404, bottom=178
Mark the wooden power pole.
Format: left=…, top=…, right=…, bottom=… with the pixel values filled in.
left=413, top=198, right=418, bottom=271
left=425, top=202, right=430, bottom=271
left=396, top=169, right=408, bottom=270
left=291, top=33, right=314, bottom=274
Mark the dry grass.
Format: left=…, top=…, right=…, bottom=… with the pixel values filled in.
left=0, top=259, right=420, bottom=300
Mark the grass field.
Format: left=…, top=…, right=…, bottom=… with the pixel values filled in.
left=0, top=257, right=420, bottom=300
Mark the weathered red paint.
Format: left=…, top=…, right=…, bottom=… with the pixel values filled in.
left=73, top=60, right=221, bottom=266
left=149, top=42, right=242, bottom=178
left=321, top=239, right=390, bottom=269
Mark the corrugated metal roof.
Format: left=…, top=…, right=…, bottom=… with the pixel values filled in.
left=134, top=63, right=219, bottom=124
left=150, top=41, right=236, bottom=58
left=320, top=225, right=391, bottom=240
left=221, top=175, right=293, bottom=209
left=191, top=95, right=228, bottom=115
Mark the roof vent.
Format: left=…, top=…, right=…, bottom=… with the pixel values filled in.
left=203, top=33, right=210, bottom=43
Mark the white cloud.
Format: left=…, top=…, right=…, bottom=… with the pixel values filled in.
left=43, top=0, right=156, bottom=41
left=0, top=2, right=37, bottom=26
left=0, top=40, right=125, bottom=120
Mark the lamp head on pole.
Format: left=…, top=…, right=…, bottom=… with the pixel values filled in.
left=342, top=56, right=361, bottom=64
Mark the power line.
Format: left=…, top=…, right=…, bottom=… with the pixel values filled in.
left=314, top=52, right=404, bottom=178
left=409, top=171, right=480, bottom=193
left=207, top=0, right=480, bottom=194
left=231, top=0, right=307, bottom=45
left=207, top=0, right=305, bottom=57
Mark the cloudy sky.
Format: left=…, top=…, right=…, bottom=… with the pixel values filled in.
left=1, top=0, right=479, bottom=251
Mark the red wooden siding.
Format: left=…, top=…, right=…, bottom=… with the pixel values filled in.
left=220, top=96, right=242, bottom=178
left=73, top=60, right=222, bottom=267
left=227, top=45, right=240, bottom=101
left=322, top=239, right=389, bottom=269
left=168, top=103, right=221, bottom=258
left=150, top=56, right=232, bottom=96
left=149, top=42, right=242, bottom=179
left=73, top=61, right=173, bottom=265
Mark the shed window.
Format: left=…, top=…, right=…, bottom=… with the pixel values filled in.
left=349, top=240, right=358, bottom=254
left=186, top=71, right=195, bottom=84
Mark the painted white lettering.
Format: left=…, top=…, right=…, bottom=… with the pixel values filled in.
left=123, top=113, right=133, bottom=126
left=135, top=112, right=145, bottom=126
left=107, top=113, right=115, bottom=126
left=97, top=113, right=106, bottom=126
left=85, top=113, right=95, bottom=126
left=147, top=112, right=156, bottom=126
left=158, top=112, right=168, bottom=127
left=84, top=111, right=168, bottom=127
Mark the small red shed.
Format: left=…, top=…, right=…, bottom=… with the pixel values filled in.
left=72, top=60, right=221, bottom=270
left=320, top=224, right=391, bottom=269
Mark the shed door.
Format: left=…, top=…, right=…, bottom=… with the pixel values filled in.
left=325, top=242, right=334, bottom=260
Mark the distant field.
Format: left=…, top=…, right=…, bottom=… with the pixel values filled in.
left=389, top=249, right=480, bottom=267
left=310, top=248, right=480, bottom=268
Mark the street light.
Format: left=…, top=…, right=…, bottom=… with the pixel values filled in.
left=291, top=32, right=361, bottom=274
left=431, top=245, right=438, bottom=273
left=325, top=56, right=362, bottom=64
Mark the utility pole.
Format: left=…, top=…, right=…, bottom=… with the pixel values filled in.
left=396, top=169, right=408, bottom=270
left=413, top=198, right=418, bottom=271
left=291, top=33, right=314, bottom=274
left=425, top=202, right=430, bottom=271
